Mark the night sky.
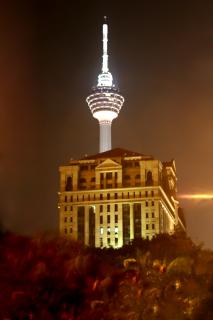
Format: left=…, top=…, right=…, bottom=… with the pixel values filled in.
left=0, top=1, right=213, bottom=247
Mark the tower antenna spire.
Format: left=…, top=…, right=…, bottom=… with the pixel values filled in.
left=102, top=17, right=109, bottom=73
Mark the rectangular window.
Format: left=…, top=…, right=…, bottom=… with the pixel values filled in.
left=107, top=193, right=110, bottom=200
left=64, top=196, right=67, bottom=202
left=100, top=238, right=103, bottom=247
left=122, top=204, right=130, bottom=245
left=107, top=215, right=110, bottom=224
left=107, top=204, right=110, bottom=212
left=115, top=215, right=118, bottom=224
left=106, top=184, right=112, bottom=189
left=64, top=217, right=67, bottom=223
left=145, top=191, right=148, bottom=197
left=70, top=196, right=73, bottom=202
left=64, top=206, right=67, bottom=211
left=70, top=227, right=72, bottom=233
left=115, top=204, right=118, bottom=211
left=70, top=216, right=73, bottom=223
left=100, top=173, right=104, bottom=180
left=115, top=172, right=118, bottom=179
left=115, top=193, right=118, bottom=199
left=100, top=205, right=103, bottom=213
left=115, top=237, right=118, bottom=246
left=64, top=228, right=67, bottom=234
left=107, top=227, right=110, bottom=235
left=151, top=190, right=154, bottom=197
left=152, top=212, right=155, bottom=218
left=146, top=201, right=148, bottom=207
left=133, top=203, right=141, bottom=238
left=152, top=224, right=155, bottom=230
left=146, top=212, right=149, bottom=218
left=152, top=201, right=155, bottom=206
left=70, top=206, right=73, bottom=211
left=100, top=227, right=103, bottom=235
left=100, top=216, right=103, bottom=224
left=106, top=172, right=112, bottom=179
left=146, top=224, right=149, bottom=230
left=115, top=226, right=118, bottom=234
left=107, top=238, right=111, bottom=245
left=100, top=194, right=103, bottom=200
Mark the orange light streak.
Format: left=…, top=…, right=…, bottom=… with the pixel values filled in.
left=179, top=194, right=213, bottom=200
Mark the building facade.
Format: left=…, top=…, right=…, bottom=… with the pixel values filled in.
left=58, top=148, right=185, bottom=247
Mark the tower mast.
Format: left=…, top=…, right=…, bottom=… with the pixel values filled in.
left=86, top=18, right=124, bottom=153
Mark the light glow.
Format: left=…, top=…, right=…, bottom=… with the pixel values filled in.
left=179, top=194, right=213, bottom=200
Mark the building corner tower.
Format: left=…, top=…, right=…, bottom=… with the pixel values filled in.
left=86, top=18, right=124, bottom=153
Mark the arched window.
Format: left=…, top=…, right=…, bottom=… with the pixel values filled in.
left=146, top=171, right=153, bottom=186
left=65, top=176, right=72, bottom=191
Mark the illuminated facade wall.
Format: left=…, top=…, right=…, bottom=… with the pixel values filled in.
left=58, top=148, right=185, bottom=248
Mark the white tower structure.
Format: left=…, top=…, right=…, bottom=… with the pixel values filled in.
left=86, top=19, right=124, bottom=153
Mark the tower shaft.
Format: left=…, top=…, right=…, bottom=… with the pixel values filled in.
left=99, top=121, right=111, bottom=152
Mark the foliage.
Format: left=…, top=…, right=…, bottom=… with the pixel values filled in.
left=0, top=232, right=212, bottom=319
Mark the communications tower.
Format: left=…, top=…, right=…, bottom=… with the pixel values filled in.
left=86, top=19, right=124, bottom=153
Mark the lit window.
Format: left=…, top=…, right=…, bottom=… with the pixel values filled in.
left=107, top=227, right=110, bottom=235
left=115, top=226, right=118, bottom=234
left=100, top=227, right=103, bottom=235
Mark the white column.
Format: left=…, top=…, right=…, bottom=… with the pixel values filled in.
left=99, top=121, right=112, bottom=152
left=130, top=203, right=134, bottom=240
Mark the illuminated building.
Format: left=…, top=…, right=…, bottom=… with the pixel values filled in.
left=58, top=20, right=185, bottom=247
left=59, top=148, right=185, bottom=247
left=86, top=19, right=124, bottom=153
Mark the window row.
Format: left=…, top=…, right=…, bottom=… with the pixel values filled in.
left=100, top=237, right=119, bottom=247
left=63, top=192, right=156, bottom=203
left=64, top=227, right=72, bottom=234
left=100, top=226, right=118, bottom=235
left=64, top=216, right=73, bottom=223
left=146, top=212, right=155, bottom=218
left=146, top=224, right=155, bottom=230
left=100, top=214, right=118, bottom=224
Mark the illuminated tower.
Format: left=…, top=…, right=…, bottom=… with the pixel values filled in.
left=86, top=19, right=124, bottom=153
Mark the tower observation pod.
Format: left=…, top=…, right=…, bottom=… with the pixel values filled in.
left=86, top=19, right=124, bottom=153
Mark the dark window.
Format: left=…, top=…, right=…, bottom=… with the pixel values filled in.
left=151, top=190, right=154, bottom=197
left=64, top=217, right=67, bottom=223
left=100, top=205, right=103, bottom=213
left=133, top=192, right=135, bottom=198
left=107, top=204, right=110, bottom=212
left=124, top=175, right=130, bottom=180
left=77, top=207, right=85, bottom=242
left=70, top=227, right=72, bottom=233
left=107, top=193, right=110, bottom=200
left=135, top=161, right=140, bottom=167
left=70, top=196, right=73, bottom=202
left=89, top=206, right=95, bottom=246
left=81, top=165, right=88, bottom=171
left=79, top=178, right=86, bottom=183
left=115, top=193, right=118, bottom=199
left=107, top=215, right=110, bottom=224
left=152, top=212, right=155, bottom=218
left=146, top=201, right=148, bottom=207
left=127, top=192, right=130, bottom=198
left=70, top=206, right=73, bottom=211
left=100, top=216, right=103, bottom=224
left=82, top=195, right=84, bottom=201
left=88, top=194, right=90, bottom=201
left=122, top=204, right=130, bottom=245
left=91, top=177, right=95, bottom=182
left=115, top=172, right=118, bottom=179
left=146, top=224, right=149, bottom=230
left=134, top=203, right=141, bottom=238
left=64, top=206, right=67, bottom=211
left=100, top=238, right=103, bottom=247
left=152, top=224, right=155, bottom=230
left=115, top=215, right=118, bottom=223
left=135, top=174, right=140, bottom=179
left=115, top=237, right=118, bottom=246
left=70, top=217, right=73, bottom=223
left=64, top=196, right=67, bottom=202
left=106, top=172, right=112, bottom=179
left=100, top=184, right=104, bottom=189
left=64, top=228, right=67, bottom=234
left=146, top=171, right=153, bottom=186
left=65, top=176, right=72, bottom=191
left=139, top=192, right=142, bottom=198
left=145, top=191, right=148, bottom=197
left=106, top=184, right=112, bottom=188
left=146, top=212, right=149, bottom=218
left=100, top=173, right=104, bottom=180
left=152, top=201, right=155, bottom=206
left=107, top=238, right=111, bottom=245
left=115, top=204, right=118, bottom=211
left=100, top=194, right=103, bottom=200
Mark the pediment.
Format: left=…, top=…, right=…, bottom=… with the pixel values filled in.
left=96, top=158, right=122, bottom=171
